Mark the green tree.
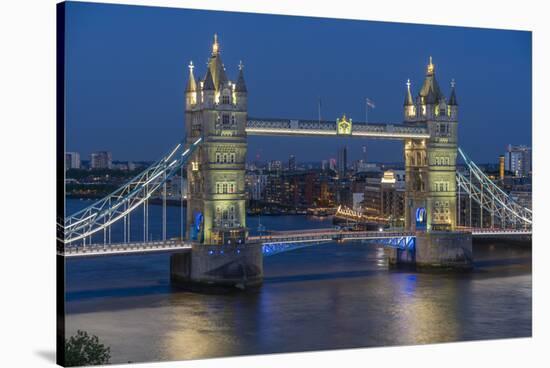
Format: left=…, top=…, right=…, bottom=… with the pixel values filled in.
left=64, top=330, right=111, bottom=366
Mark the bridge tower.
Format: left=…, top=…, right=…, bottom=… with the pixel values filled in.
left=403, top=57, right=459, bottom=232
left=172, top=35, right=262, bottom=290
left=392, top=58, right=471, bottom=270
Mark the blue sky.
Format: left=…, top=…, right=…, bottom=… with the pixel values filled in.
left=65, top=1, right=532, bottom=164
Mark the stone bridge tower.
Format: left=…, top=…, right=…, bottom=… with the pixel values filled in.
left=172, top=35, right=262, bottom=291
left=403, top=58, right=459, bottom=232
left=184, top=34, right=248, bottom=245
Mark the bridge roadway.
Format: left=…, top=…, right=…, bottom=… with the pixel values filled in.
left=59, top=227, right=530, bottom=258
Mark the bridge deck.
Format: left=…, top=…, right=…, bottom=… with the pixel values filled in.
left=60, top=239, right=192, bottom=258
left=59, top=228, right=530, bottom=257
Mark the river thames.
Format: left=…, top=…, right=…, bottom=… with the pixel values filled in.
left=65, top=199, right=531, bottom=365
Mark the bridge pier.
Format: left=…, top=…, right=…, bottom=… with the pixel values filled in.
left=387, top=231, right=473, bottom=270
left=170, top=242, right=263, bottom=291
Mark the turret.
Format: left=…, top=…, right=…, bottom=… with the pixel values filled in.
left=202, top=68, right=216, bottom=107
left=403, top=79, right=415, bottom=121
left=235, top=60, right=248, bottom=109
left=185, top=61, right=197, bottom=109
left=448, top=79, right=458, bottom=120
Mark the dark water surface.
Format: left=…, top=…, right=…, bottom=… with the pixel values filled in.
left=65, top=199, right=531, bottom=364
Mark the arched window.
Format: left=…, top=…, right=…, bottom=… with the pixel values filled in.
left=215, top=153, right=221, bottom=163
left=216, top=183, right=221, bottom=194
left=222, top=183, right=228, bottom=193
left=229, top=183, right=235, bottom=193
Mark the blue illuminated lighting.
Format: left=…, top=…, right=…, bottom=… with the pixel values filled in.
left=415, top=207, right=426, bottom=223
left=194, top=212, right=203, bottom=232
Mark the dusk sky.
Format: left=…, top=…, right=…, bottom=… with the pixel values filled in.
left=65, top=1, right=532, bottom=164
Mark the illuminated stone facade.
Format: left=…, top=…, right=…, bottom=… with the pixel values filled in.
left=403, top=58, right=459, bottom=231
left=184, top=35, right=248, bottom=245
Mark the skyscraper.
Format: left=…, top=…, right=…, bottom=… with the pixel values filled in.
left=288, top=154, right=296, bottom=171
left=337, top=146, right=347, bottom=177
left=504, top=145, right=531, bottom=177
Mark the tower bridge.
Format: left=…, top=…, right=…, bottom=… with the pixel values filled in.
left=60, top=35, right=532, bottom=290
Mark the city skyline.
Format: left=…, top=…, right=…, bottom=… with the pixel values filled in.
left=66, top=3, right=531, bottom=162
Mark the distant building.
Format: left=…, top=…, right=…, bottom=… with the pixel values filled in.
left=245, top=173, right=268, bottom=200
left=90, top=151, right=112, bottom=169
left=352, top=192, right=364, bottom=211
left=504, top=144, right=531, bottom=177
left=65, top=152, right=80, bottom=170
left=356, top=161, right=381, bottom=173
left=288, top=155, right=296, bottom=171
left=380, top=170, right=406, bottom=226
left=268, top=160, right=282, bottom=172
left=329, top=158, right=337, bottom=172
left=163, top=175, right=187, bottom=200
left=337, top=146, right=347, bottom=177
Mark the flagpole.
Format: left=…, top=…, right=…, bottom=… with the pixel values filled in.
left=365, top=97, right=368, bottom=124
left=318, top=97, right=321, bottom=124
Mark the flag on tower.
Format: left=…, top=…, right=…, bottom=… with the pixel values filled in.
left=366, top=98, right=376, bottom=108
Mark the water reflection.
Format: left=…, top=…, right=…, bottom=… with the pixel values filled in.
left=65, top=200, right=531, bottom=364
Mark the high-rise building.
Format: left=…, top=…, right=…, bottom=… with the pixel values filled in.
left=90, top=151, right=112, bottom=169
left=321, top=160, right=328, bottom=171
left=288, top=155, right=296, bottom=171
left=65, top=152, right=80, bottom=170
left=504, top=145, right=531, bottom=177
left=337, top=146, right=347, bottom=177
left=245, top=173, right=268, bottom=200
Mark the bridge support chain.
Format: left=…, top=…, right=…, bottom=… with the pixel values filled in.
left=386, top=231, right=473, bottom=271
left=170, top=241, right=264, bottom=291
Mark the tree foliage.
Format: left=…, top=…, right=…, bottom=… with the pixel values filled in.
left=64, top=330, right=111, bottom=366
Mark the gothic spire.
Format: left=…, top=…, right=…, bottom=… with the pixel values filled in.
left=203, top=68, right=215, bottom=91
left=206, top=33, right=227, bottom=90
left=404, top=78, right=414, bottom=106
left=185, top=61, right=197, bottom=93
left=212, top=33, right=220, bottom=55
left=419, top=56, right=444, bottom=104
left=448, top=79, right=458, bottom=105
left=235, top=60, right=247, bottom=93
